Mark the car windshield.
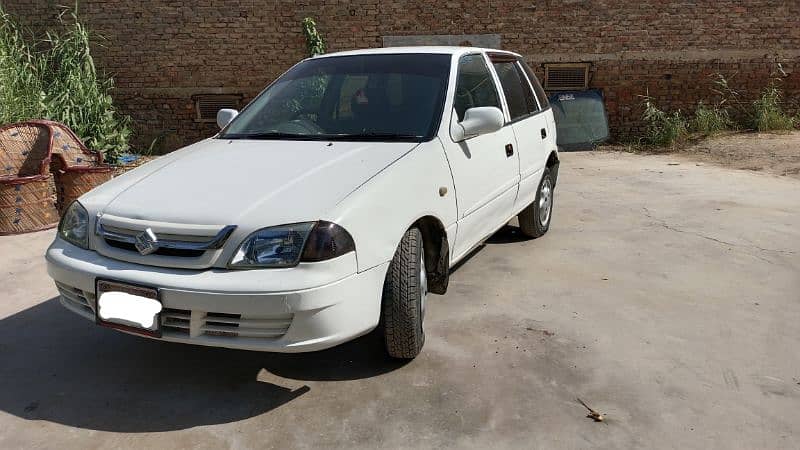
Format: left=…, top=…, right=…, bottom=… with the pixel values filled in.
left=220, top=53, right=452, bottom=142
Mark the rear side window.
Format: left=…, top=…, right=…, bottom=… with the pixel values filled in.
left=492, top=60, right=538, bottom=119
left=454, top=54, right=501, bottom=122
left=520, top=60, right=550, bottom=109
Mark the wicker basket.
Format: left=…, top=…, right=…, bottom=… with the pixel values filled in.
left=0, top=175, right=60, bottom=235
left=54, top=165, right=114, bottom=213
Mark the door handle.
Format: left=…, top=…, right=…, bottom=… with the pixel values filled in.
left=505, top=143, right=514, bottom=157
left=541, top=128, right=547, bottom=139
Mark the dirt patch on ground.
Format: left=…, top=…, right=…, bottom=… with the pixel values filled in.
left=604, top=131, right=800, bottom=179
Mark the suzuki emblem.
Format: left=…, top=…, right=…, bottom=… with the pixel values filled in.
left=134, top=228, right=159, bottom=255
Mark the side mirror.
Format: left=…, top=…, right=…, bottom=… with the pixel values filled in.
left=450, top=106, right=505, bottom=142
left=216, top=108, right=239, bottom=130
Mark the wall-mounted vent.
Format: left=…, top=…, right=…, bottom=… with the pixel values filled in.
left=544, top=63, right=590, bottom=91
left=194, top=95, right=242, bottom=122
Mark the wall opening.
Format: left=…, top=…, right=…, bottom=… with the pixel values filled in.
left=544, top=63, right=591, bottom=91
left=193, top=95, right=242, bottom=122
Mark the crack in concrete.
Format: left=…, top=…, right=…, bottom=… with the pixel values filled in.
left=641, top=207, right=795, bottom=263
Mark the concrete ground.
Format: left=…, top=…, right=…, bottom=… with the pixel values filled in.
left=1, top=151, right=799, bottom=449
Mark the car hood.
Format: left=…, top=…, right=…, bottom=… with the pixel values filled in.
left=91, top=138, right=419, bottom=228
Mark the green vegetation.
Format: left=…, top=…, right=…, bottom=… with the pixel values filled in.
left=0, top=6, right=130, bottom=163
left=751, top=84, right=796, bottom=132
left=301, top=17, right=326, bottom=57
left=640, top=95, right=688, bottom=148
left=691, top=102, right=734, bottom=135
left=640, top=71, right=797, bottom=148
left=0, top=8, right=46, bottom=124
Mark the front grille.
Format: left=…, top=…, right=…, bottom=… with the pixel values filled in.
left=105, top=239, right=205, bottom=258
left=94, top=215, right=237, bottom=268
left=161, top=308, right=191, bottom=334
left=56, top=284, right=293, bottom=342
left=161, top=308, right=293, bottom=340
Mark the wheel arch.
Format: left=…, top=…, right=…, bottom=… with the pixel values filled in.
left=412, top=215, right=450, bottom=295
left=546, top=150, right=560, bottom=186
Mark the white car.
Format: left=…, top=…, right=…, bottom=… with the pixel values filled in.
left=47, top=47, right=559, bottom=359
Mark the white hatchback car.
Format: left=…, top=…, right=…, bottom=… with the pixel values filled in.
left=47, top=47, right=559, bottom=359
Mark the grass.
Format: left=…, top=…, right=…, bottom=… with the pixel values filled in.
left=751, top=84, right=797, bottom=132
left=0, top=6, right=130, bottom=163
left=713, top=73, right=797, bottom=133
left=0, top=8, right=46, bottom=125
left=640, top=95, right=688, bottom=148
left=691, top=102, right=734, bottom=135
left=638, top=73, right=797, bottom=149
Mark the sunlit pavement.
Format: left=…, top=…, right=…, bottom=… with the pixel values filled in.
left=1, top=151, right=799, bottom=449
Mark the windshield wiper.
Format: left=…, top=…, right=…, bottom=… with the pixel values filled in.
left=328, top=132, right=424, bottom=141
left=222, top=132, right=308, bottom=140
left=221, top=131, right=425, bottom=141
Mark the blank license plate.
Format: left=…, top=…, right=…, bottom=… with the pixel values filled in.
left=96, top=279, right=162, bottom=337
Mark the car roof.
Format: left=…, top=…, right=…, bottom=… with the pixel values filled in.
left=314, top=46, right=522, bottom=59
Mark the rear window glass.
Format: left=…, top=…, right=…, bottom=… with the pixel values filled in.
left=549, top=90, right=610, bottom=150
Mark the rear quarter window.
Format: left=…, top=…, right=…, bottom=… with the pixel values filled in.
left=520, top=60, right=550, bottom=110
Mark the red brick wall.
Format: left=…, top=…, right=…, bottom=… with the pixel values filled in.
left=5, top=0, right=799, bottom=150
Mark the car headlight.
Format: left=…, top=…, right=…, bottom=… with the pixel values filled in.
left=229, top=221, right=355, bottom=269
left=58, top=201, right=89, bottom=249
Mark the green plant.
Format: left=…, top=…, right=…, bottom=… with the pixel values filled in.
left=640, top=95, right=688, bottom=148
left=0, top=8, right=47, bottom=124
left=751, top=83, right=796, bottom=132
left=41, top=8, right=131, bottom=162
left=713, top=72, right=798, bottom=132
left=712, top=73, right=746, bottom=116
left=691, top=101, right=734, bottom=135
left=301, top=17, right=325, bottom=57
left=0, top=5, right=131, bottom=163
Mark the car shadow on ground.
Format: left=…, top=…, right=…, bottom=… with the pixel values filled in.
left=450, top=224, right=532, bottom=274
left=484, top=223, right=533, bottom=245
left=0, top=297, right=408, bottom=432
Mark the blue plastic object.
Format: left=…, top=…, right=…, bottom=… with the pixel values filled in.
left=117, top=154, right=141, bottom=165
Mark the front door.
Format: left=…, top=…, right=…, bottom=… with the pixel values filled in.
left=442, top=53, right=520, bottom=261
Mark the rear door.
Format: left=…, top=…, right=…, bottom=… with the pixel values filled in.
left=489, top=55, right=550, bottom=212
left=442, top=53, right=520, bottom=261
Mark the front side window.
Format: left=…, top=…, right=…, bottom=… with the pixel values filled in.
left=453, top=54, right=501, bottom=122
left=221, top=54, right=451, bottom=141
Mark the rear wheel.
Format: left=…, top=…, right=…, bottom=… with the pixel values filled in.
left=519, top=167, right=554, bottom=238
left=381, top=227, right=427, bottom=359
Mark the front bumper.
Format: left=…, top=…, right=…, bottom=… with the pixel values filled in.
left=46, top=238, right=388, bottom=352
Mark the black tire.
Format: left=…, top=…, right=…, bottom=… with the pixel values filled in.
left=381, top=227, right=427, bottom=359
left=519, top=167, right=555, bottom=238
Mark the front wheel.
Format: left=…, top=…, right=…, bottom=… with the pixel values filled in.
left=518, top=167, right=555, bottom=238
left=381, top=227, right=427, bottom=359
